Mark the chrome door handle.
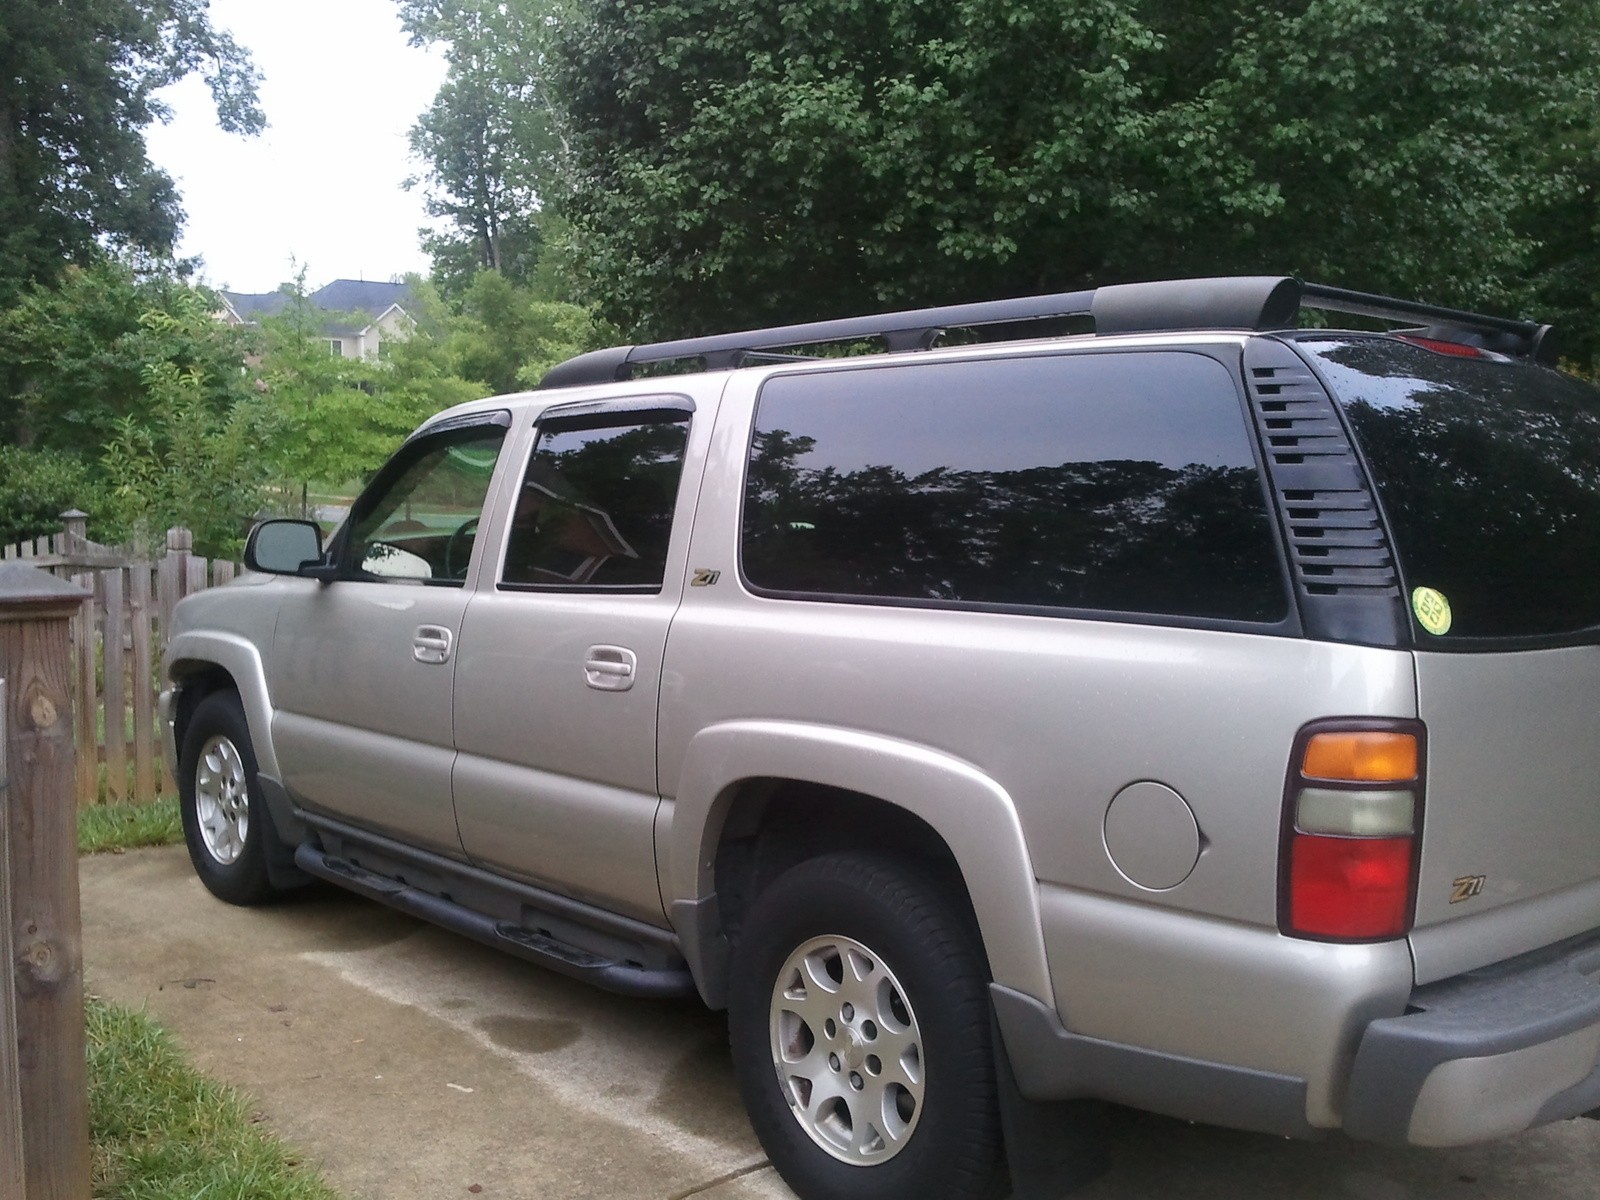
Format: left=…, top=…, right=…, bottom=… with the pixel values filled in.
left=584, top=645, right=637, bottom=691
left=413, top=624, right=454, bottom=664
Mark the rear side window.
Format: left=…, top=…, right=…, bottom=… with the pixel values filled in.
left=501, top=410, right=690, bottom=591
left=742, top=351, right=1287, bottom=623
left=1305, top=337, right=1600, bottom=643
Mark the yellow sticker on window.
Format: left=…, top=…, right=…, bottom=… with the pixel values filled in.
left=1412, top=586, right=1453, bottom=636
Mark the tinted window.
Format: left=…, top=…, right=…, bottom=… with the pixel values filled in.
left=1306, top=337, right=1600, bottom=642
left=502, top=410, right=689, bottom=590
left=742, top=352, right=1286, bottom=622
left=347, top=425, right=507, bottom=584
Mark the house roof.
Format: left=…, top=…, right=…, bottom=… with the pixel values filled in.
left=219, top=291, right=292, bottom=320
left=310, top=280, right=412, bottom=319
left=218, top=279, right=414, bottom=337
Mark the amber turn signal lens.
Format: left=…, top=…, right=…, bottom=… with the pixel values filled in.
left=1302, top=731, right=1418, bottom=783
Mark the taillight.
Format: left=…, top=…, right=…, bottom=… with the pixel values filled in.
left=1395, top=334, right=1488, bottom=359
left=1280, top=721, right=1425, bottom=942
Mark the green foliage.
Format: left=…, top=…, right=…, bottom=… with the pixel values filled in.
left=449, top=268, right=607, bottom=393
left=0, top=256, right=603, bottom=558
left=0, top=258, right=255, bottom=452
left=551, top=0, right=1600, bottom=341
left=401, top=0, right=569, bottom=291
left=87, top=997, right=340, bottom=1200
left=252, top=277, right=484, bottom=508
left=1521, top=110, right=1600, bottom=370
left=100, top=300, right=275, bottom=559
left=0, top=0, right=262, bottom=306
left=0, top=446, right=108, bottom=546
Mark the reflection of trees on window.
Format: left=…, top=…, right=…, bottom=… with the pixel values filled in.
left=745, top=428, right=1285, bottom=622
left=1311, top=338, right=1600, bottom=639
left=504, top=418, right=689, bottom=589
left=348, top=428, right=506, bottom=583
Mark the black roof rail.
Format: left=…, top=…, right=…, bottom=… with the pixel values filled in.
left=538, top=275, right=1555, bottom=388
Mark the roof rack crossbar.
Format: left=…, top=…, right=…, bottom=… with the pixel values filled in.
left=538, top=276, right=1556, bottom=389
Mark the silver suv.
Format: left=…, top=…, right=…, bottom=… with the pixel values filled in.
left=162, top=276, right=1600, bottom=1200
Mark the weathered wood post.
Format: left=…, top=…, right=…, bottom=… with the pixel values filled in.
left=57, top=510, right=89, bottom=557
left=0, top=564, right=92, bottom=1200
left=1, top=678, right=30, bottom=1199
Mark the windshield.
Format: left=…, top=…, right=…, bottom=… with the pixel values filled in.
left=1301, top=336, right=1600, bottom=644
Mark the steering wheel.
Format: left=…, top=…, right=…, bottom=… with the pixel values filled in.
left=442, top=516, right=479, bottom=580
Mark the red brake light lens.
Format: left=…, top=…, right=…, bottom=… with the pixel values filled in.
left=1395, top=334, right=1487, bottom=359
left=1287, top=835, right=1414, bottom=940
left=1281, top=720, right=1425, bottom=942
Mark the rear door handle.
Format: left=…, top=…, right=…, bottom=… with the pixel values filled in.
left=585, top=645, right=637, bottom=691
left=413, top=624, right=454, bottom=664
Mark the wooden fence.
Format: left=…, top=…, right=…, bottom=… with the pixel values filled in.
left=1, top=512, right=240, bottom=805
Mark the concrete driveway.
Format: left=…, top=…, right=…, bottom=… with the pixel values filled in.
left=81, top=846, right=1600, bottom=1200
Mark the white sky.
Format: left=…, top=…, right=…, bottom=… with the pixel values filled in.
left=144, top=0, right=449, bottom=293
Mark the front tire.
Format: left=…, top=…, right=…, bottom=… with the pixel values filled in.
left=178, top=690, right=280, bottom=905
left=728, top=852, right=1003, bottom=1200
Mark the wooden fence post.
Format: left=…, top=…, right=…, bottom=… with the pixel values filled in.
left=71, top=576, right=97, bottom=809
left=57, top=510, right=88, bottom=557
left=0, top=564, right=92, bottom=1200
left=1, top=677, right=29, bottom=1199
left=157, top=526, right=192, bottom=640
left=101, top=571, right=125, bottom=805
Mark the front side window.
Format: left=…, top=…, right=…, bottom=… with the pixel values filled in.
left=346, top=423, right=508, bottom=584
left=742, top=352, right=1286, bottom=623
left=501, top=410, right=690, bottom=591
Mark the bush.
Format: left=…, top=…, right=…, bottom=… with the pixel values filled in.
left=0, top=446, right=106, bottom=547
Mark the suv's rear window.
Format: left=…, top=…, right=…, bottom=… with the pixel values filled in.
left=742, top=350, right=1287, bottom=624
left=1303, top=337, right=1600, bottom=643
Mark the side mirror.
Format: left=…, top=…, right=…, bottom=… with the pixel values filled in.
left=244, top=519, right=326, bottom=576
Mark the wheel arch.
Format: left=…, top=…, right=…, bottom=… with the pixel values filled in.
left=166, top=631, right=279, bottom=780
left=663, top=720, right=1054, bottom=1008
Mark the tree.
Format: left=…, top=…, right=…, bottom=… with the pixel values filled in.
left=447, top=268, right=607, bottom=393
left=552, top=0, right=1600, bottom=341
left=251, top=276, right=486, bottom=510
left=0, top=0, right=262, bottom=306
left=1520, top=95, right=1600, bottom=370
left=0, top=446, right=108, bottom=547
left=400, top=0, right=568, bottom=292
left=0, top=258, right=255, bottom=452
left=99, top=307, right=276, bottom=559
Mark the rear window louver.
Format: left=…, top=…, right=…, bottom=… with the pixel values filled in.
left=1243, top=338, right=1408, bottom=645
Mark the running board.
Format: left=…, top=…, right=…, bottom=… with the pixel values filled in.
left=293, top=844, right=698, bottom=999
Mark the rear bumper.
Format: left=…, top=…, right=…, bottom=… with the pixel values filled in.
left=1343, top=930, right=1600, bottom=1146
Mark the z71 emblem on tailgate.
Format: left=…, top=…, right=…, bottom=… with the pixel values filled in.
left=1450, top=875, right=1486, bottom=903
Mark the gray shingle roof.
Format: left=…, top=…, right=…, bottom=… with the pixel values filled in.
left=310, top=280, right=412, bottom=320
left=220, top=291, right=292, bottom=319
left=219, top=280, right=413, bottom=329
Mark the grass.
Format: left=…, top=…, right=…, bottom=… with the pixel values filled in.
left=87, top=997, right=339, bottom=1200
left=78, top=797, right=183, bottom=855
left=81, top=807, right=338, bottom=1196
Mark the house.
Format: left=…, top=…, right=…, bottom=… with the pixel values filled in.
left=217, top=279, right=415, bottom=360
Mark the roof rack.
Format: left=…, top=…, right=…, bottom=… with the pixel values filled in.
left=538, top=275, right=1557, bottom=389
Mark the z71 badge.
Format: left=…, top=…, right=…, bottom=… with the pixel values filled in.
left=1450, top=875, right=1486, bottom=903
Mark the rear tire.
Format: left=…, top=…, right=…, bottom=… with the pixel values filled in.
left=178, top=690, right=280, bottom=906
left=728, top=852, right=1004, bottom=1200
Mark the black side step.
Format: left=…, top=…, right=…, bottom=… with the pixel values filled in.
left=293, top=844, right=698, bottom=999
